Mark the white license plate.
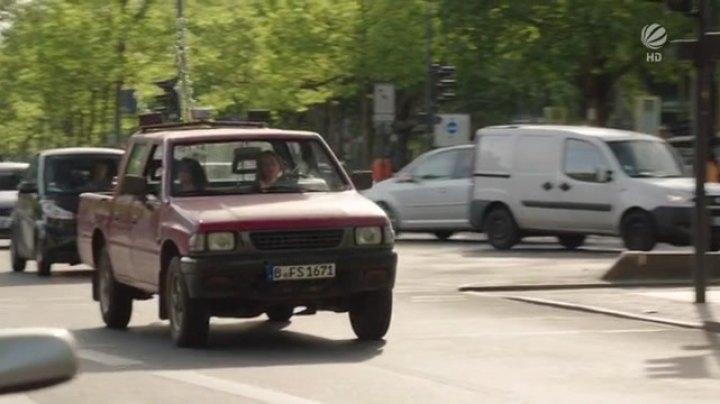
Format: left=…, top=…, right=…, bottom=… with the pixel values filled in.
left=270, top=263, right=336, bottom=281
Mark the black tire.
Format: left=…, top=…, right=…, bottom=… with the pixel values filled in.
left=35, top=237, right=52, bottom=277
left=266, top=306, right=294, bottom=322
left=97, top=247, right=133, bottom=329
left=349, top=289, right=392, bottom=341
left=378, top=203, right=400, bottom=234
left=485, top=208, right=520, bottom=250
left=10, top=239, right=26, bottom=273
left=557, top=235, right=586, bottom=250
left=434, top=231, right=454, bottom=241
left=621, top=211, right=657, bottom=251
left=166, top=256, right=210, bottom=348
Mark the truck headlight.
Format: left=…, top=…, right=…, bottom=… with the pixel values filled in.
left=355, top=226, right=382, bottom=245
left=207, top=232, right=235, bottom=251
left=667, top=193, right=693, bottom=203
left=40, top=200, right=74, bottom=220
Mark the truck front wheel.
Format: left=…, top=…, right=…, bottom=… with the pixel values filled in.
left=166, top=257, right=210, bottom=348
left=349, top=289, right=393, bottom=341
left=97, top=247, right=133, bottom=329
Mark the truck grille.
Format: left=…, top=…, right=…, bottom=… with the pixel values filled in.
left=249, top=229, right=345, bottom=250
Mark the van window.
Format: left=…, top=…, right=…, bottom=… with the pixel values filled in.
left=515, top=135, right=556, bottom=173
left=475, top=135, right=512, bottom=174
left=563, top=139, right=610, bottom=182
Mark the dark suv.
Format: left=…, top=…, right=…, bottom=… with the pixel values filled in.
left=10, top=148, right=124, bottom=276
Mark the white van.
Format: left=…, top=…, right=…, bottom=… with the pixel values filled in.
left=469, top=124, right=720, bottom=251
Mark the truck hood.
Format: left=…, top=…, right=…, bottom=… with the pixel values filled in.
left=172, top=191, right=388, bottom=231
left=642, top=177, right=720, bottom=195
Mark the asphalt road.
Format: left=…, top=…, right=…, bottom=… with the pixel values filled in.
left=1, top=236, right=719, bottom=403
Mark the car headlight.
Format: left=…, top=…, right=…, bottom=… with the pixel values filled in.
left=667, top=193, right=693, bottom=203
left=355, top=226, right=382, bottom=245
left=40, top=200, right=74, bottom=220
left=207, top=232, right=235, bottom=251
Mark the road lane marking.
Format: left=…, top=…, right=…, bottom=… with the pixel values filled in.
left=153, top=370, right=324, bottom=404
left=408, top=328, right=683, bottom=339
left=77, top=349, right=143, bottom=367
left=410, top=295, right=466, bottom=303
left=0, top=394, right=37, bottom=404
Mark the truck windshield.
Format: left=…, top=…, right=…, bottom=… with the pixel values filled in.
left=607, top=140, right=685, bottom=178
left=170, top=138, right=350, bottom=196
left=44, top=155, right=121, bottom=194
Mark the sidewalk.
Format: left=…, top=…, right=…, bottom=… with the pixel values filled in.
left=476, top=287, right=720, bottom=331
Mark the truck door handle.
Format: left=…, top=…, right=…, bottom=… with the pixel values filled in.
left=560, top=183, right=571, bottom=191
left=542, top=182, right=553, bottom=191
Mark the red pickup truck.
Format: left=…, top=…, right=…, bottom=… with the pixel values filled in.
left=77, top=121, right=397, bottom=348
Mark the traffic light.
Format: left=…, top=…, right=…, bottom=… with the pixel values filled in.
left=154, top=77, right=180, bottom=122
left=430, top=63, right=456, bottom=104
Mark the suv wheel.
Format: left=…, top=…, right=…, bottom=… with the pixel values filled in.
left=557, top=235, right=586, bottom=250
left=98, top=247, right=133, bottom=329
left=485, top=208, right=520, bottom=250
left=35, top=237, right=52, bottom=277
left=266, top=306, right=294, bottom=322
left=166, top=256, right=209, bottom=348
left=349, top=289, right=392, bottom=341
left=621, top=211, right=657, bottom=251
left=10, top=239, right=26, bottom=272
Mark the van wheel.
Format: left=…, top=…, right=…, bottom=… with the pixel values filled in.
left=621, top=211, right=657, bottom=251
left=557, top=235, right=586, bottom=250
left=485, top=208, right=520, bottom=250
left=98, top=247, right=133, bottom=329
left=434, top=231, right=454, bottom=241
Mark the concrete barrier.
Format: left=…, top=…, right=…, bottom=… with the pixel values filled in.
left=602, top=251, right=720, bottom=281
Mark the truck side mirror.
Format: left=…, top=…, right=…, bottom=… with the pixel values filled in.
left=351, top=171, right=374, bottom=191
left=118, top=175, right=148, bottom=198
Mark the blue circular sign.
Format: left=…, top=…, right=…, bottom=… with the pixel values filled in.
left=446, top=121, right=458, bottom=135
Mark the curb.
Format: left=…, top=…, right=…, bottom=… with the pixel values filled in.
left=457, top=280, right=717, bottom=292
left=499, top=295, right=720, bottom=331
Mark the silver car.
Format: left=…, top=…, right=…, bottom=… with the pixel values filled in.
left=363, top=145, right=474, bottom=240
left=0, top=162, right=29, bottom=238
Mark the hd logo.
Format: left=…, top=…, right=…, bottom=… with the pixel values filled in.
left=642, top=23, right=668, bottom=63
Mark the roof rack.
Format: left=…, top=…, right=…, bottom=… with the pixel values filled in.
left=137, top=120, right=267, bottom=134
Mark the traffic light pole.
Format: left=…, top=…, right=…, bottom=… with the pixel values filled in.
left=176, top=0, right=192, bottom=122
left=424, top=0, right=435, bottom=149
left=692, top=0, right=715, bottom=303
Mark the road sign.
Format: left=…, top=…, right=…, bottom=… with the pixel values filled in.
left=373, top=83, right=395, bottom=121
left=434, top=114, right=470, bottom=147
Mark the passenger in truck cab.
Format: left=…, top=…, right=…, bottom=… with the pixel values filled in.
left=255, top=150, right=285, bottom=191
left=176, top=157, right=207, bottom=192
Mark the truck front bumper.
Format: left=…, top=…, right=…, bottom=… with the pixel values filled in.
left=180, top=248, right=397, bottom=301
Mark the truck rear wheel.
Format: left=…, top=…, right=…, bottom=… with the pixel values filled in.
left=349, top=289, right=392, bottom=341
left=166, top=256, right=209, bottom=348
left=35, top=238, right=52, bottom=277
left=97, top=247, right=133, bottom=329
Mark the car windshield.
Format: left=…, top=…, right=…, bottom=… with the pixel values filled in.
left=0, top=169, right=25, bottom=191
left=607, top=140, right=684, bottom=178
left=170, top=138, right=350, bottom=196
left=44, top=155, right=121, bottom=194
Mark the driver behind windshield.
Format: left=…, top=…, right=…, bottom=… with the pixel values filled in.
left=176, top=158, right=208, bottom=193
left=255, top=150, right=285, bottom=191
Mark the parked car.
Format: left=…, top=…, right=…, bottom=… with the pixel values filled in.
left=0, top=162, right=29, bottom=238
left=10, top=148, right=124, bottom=276
left=362, top=144, right=474, bottom=240
left=77, top=121, right=396, bottom=348
left=469, top=124, right=720, bottom=251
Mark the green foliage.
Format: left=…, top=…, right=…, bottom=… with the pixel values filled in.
left=0, top=0, right=699, bottom=158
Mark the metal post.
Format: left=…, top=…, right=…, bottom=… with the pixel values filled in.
left=176, top=0, right=192, bottom=122
left=424, top=0, right=434, bottom=149
left=693, top=0, right=714, bottom=304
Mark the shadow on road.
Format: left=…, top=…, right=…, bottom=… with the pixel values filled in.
left=0, top=269, right=92, bottom=287
left=460, top=247, right=621, bottom=260
left=644, top=304, right=720, bottom=379
left=72, top=320, right=386, bottom=372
